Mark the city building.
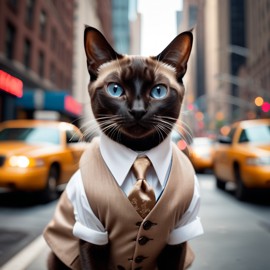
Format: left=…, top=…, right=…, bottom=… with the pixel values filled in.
left=72, top=0, right=104, bottom=130
left=180, top=0, right=270, bottom=136
left=111, top=0, right=130, bottom=54
left=129, top=0, right=141, bottom=55
left=0, top=0, right=81, bottom=122
left=0, top=0, right=136, bottom=130
left=243, top=0, right=270, bottom=118
left=180, top=0, right=208, bottom=136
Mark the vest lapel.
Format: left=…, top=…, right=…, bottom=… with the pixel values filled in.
left=80, top=138, right=143, bottom=222
left=151, top=143, right=194, bottom=222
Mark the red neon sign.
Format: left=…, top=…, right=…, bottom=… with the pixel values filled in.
left=0, top=70, right=23, bottom=97
left=64, top=95, right=82, bottom=116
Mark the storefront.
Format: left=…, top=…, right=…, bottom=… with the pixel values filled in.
left=16, top=90, right=82, bottom=122
left=0, top=70, right=23, bottom=122
left=0, top=69, right=82, bottom=123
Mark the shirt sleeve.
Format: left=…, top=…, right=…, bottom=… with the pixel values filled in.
left=66, top=170, right=109, bottom=245
left=168, top=175, right=204, bottom=245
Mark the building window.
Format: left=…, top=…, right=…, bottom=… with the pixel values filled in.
left=5, top=22, right=16, bottom=60
left=39, top=10, right=47, bottom=39
left=38, top=51, right=45, bottom=78
left=51, top=27, right=56, bottom=50
left=25, top=0, right=35, bottom=27
left=50, top=63, right=56, bottom=83
left=59, top=71, right=62, bottom=88
left=23, top=39, right=31, bottom=69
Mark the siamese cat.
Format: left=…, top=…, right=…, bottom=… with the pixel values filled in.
left=46, top=26, right=196, bottom=270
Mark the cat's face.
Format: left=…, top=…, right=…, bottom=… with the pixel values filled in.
left=84, top=27, right=193, bottom=151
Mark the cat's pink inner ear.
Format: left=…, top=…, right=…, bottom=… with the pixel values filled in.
left=178, top=33, right=193, bottom=65
left=84, top=33, right=94, bottom=61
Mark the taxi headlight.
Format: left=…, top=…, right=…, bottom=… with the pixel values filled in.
left=193, top=151, right=210, bottom=159
left=199, top=152, right=210, bottom=158
left=7, top=156, right=45, bottom=168
left=246, top=156, right=270, bottom=166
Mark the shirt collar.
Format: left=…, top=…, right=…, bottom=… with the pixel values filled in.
left=100, top=134, right=172, bottom=187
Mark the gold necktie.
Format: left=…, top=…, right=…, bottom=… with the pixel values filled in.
left=128, top=157, right=156, bottom=218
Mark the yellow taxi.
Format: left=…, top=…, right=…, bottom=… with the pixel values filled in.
left=0, top=120, right=87, bottom=200
left=188, top=137, right=215, bottom=173
left=213, top=119, right=270, bottom=200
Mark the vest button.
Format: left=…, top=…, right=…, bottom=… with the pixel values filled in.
left=143, top=220, right=155, bottom=230
left=135, top=255, right=147, bottom=263
left=138, top=236, right=150, bottom=245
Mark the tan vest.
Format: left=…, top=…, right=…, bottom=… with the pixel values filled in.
left=44, top=139, right=195, bottom=269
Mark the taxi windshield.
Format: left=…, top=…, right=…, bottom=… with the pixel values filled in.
left=0, top=127, right=60, bottom=145
left=239, top=125, right=270, bottom=143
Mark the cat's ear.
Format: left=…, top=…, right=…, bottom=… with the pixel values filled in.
left=154, top=31, right=193, bottom=81
left=84, top=26, right=123, bottom=80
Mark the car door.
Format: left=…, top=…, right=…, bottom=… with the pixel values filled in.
left=215, top=127, right=236, bottom=181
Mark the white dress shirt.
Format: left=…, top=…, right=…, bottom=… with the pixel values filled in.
left=66, top=134, right=203, bottom=245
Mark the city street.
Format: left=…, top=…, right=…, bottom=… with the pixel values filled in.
left=0, top=173, right=270, bottom=269
left=0, top=191, right=57, bottom=266
left=190, top=174, right=270, bottom=270
left=0, top=1, right=269, bottom=269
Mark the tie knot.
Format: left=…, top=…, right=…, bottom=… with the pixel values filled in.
left=132, top=157, right=151, bottom=180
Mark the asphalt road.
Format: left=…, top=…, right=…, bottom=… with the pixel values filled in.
left=0, top=174, right=270, bottom=269
left=190, top=174, right=270, bottom=270
left=0, top=190, right=57, bottom=266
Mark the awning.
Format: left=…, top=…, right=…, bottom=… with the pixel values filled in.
left=16, top=90, right=82, bottom=117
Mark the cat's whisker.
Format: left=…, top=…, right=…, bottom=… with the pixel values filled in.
left=154, top=115, right=193, bottom=150
left=156, top=115, right=178, bottom=122
left=95, top=115, right=122, bottom=121
left=82, top=125, right=101, bottom=141
left=86, top=114, right=125, bottom=142
left=153, top=117, right=172, bottom=135
left=156, top=115, right=193, bottom=141
left=117, top=126, right=123, bottom=144
left=100, top=121, right=119, bottom=134
left=174, top=120, right=193, bottom=142
left=153, top=116, right=175, bottom=133
left=115, top=127, right=121, bottom=144
left=180, top=125, right=193, bottom=142
left=104, top=123, right=122, bottom=144
left=155, top=119, right=174, bottom=129
left=81, top=118, right=99, bottom=128
left=173, top=125, right=192, bottom=146
left=156, top=123, right=171, bottom=136
left=80, top=121, right=98, bottom=133
left=153, top=125, right=165, bottom=144
left=172, top=126, right=192, bottom=155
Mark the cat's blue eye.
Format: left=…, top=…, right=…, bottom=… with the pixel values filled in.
left=107, top=83, right=124, bottom=97
left=150, top=85, right=168, bottom=99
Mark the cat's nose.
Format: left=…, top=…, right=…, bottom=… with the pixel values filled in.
left=129, top=100, right=146, bottom=120
left=129, top=108, right=146, bottom=120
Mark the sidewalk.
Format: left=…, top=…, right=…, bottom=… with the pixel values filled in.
left=1, top=235, right=49, bottom=270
